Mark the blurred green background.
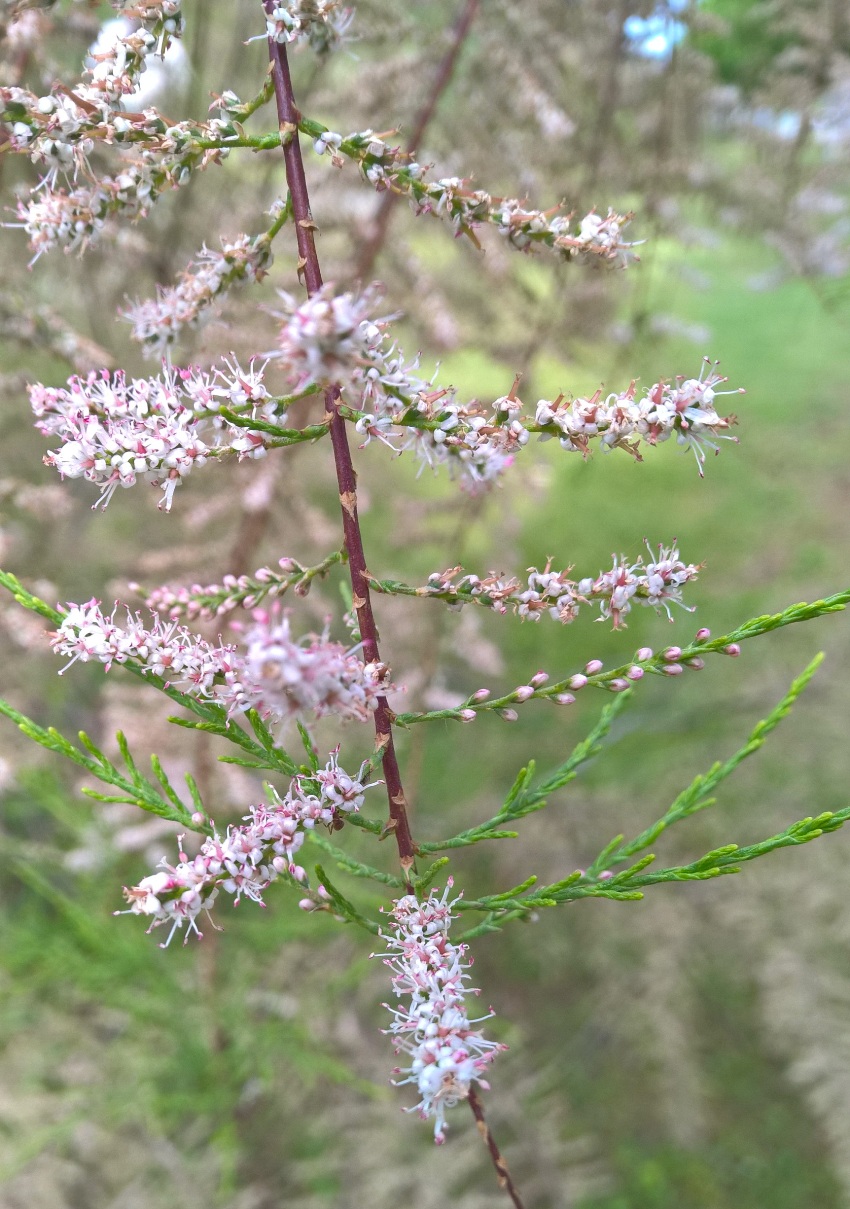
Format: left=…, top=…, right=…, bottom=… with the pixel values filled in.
left=1, top=1, right=850, bottom=1206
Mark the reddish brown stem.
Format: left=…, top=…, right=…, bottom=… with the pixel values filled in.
left=467, top=1086, right=527, bottom=1209
left=265, top=18, right=416, bottom=881
left=352, top=0, right=479, bottom=282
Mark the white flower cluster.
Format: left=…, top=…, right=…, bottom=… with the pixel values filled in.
left=534, top=359, right=743, bottom=474
left=121, top=751, right=374, bottom=947
left=50, top=599, right=390, bottom=724
left=11, top=130, right=230, bottom=260
left=311, top=126, right=637, bottom=264
left=382, top=884, right=506, bottom=1144
left=123, top=234, right=275, bottom=358
left=260, top=2, right=354, bottom=54
left=3, top=45, right=236, bottom=259
left=423, top=542, right=701, bottom=629
left=116, top=1, right=184, bottom=41
left=30, top=360, right=278, bottom=509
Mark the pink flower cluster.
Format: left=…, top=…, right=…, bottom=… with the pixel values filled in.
left=50, top=599, right=390, bottom=724
left=271, top=284, right=392, bottom=393
left=423, top=542, right=701, bottom=629
left=143, top=555, right=308, bottom=620
left=258, top=2, right=355, bottom=54
left=51, top=598, right=240, bottom=692
left=123, top=234, right=275, bottom=358
left=121, top=750, right=374, bottom=947
left=382, top=883, right=506, bottom=1144
left=30, top=361, right=277, bottom=509
left=230, top=610, right=391, bottom=722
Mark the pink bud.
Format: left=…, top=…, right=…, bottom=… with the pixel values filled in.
left=684, top=657, right=705, bottom=671
left=609, top=678, right=630, bottom=692
left=662, top=663, right=683, bottom=676
left=499, top=708, right=519, bottom=722
left=585, top=659, right=604, bottom=675
left=278, top=558, right=297, bottom=572
left=695, top=627, right=711, bottom=640
left=290, top=865, right=306, bottom=882
left=530, top=671, right=549, bottom=687
left=724, top=643, right=741, bottom=657
left=635, top=647, right=653, bottom=661
left=569, top=674, right=588, bottom=690
left=626, top=665, right=644, bottom=681
left=515, top=685, right=535, bottom=701
left=298, top=899, right=316, bottom=911
left=318, top=884, right=330, bottom=900
left=272, top=856, right=287, bottom=874
left=459, top=709, right=477, bottom=722
left=191, top=811, right=206, bottom=825
left=598, top=870, right=613, bottom=881
left=472, top=688, right=491, bottom=702
left=662, top=646, right=682, bottom=661
left=555, top=692, right=576, bottom=706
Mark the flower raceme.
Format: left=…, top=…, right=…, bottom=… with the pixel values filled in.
left=29, top=281, right=742, bottom=508
left=381, top=883, right=506, bottom=1144
left=309, top=122, right=639, bottom=264
left=121, top=750, right=377, bottom=947
left=122, top=233, right=275, bottom=358
left=269, top=286, right=742, bottom=487
left=50, top=600, right=391, bottom=724
left=413, top=543, right=701, bottom=629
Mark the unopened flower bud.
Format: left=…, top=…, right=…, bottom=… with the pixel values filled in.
left=684, top=657, right=705, bottom=671
left=273, top=856, right=287, bottom=874
left=555, top=692, right=576, bottom=705
left=298, top=898, right=317, bottom=911
left=635, top=647, right=653, bottom=661
left=290, top=865, right=306, bottom=881
left=662, top=663, right=683, bottom=676
left=626, top=666, right=644, bottom=681
left=514, top=685, right=535, bottom=701
left=609, top=678, right=630, bottom=692
left=472, top=688, right=491, bottom=701
left=724, top=643, right=741, bottom=657
left=569, top=674, right=588, bottom=690
left=662, top=646, right=682, bottom=662
left=499, top=708, right=519, bottom=722
left=318, top=884, right=330, bottom=900
left=585, top=659, right=604, bottom=675
left=695, top=628, right=711, bottom=640
left=459, top=709, right=477, bottom=722
left=530, top=671, right=549, bottom=687
left=191, top=811, right=206, bottom=825
left=598, top=870, right=613, bottom=881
